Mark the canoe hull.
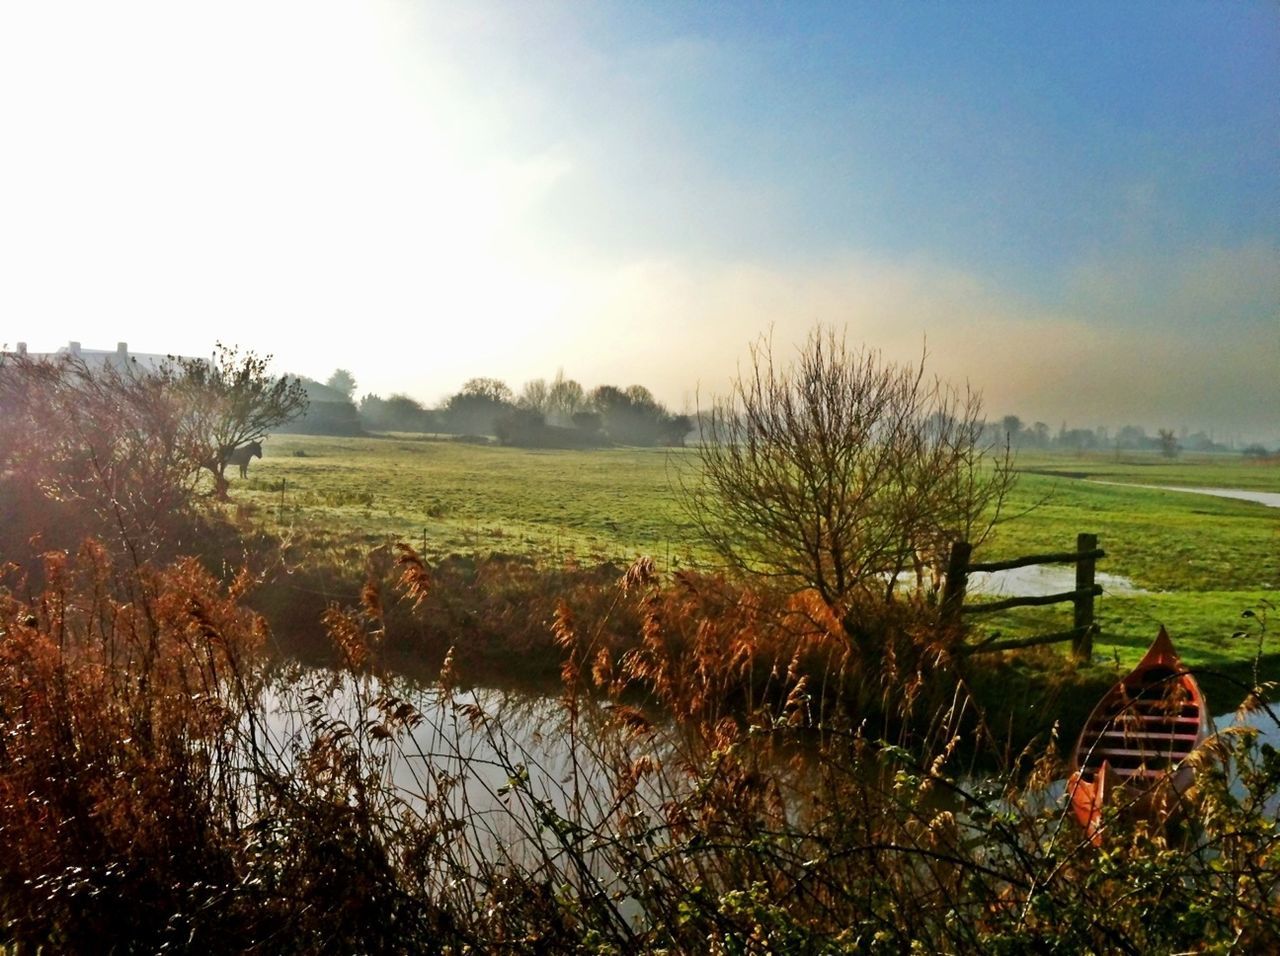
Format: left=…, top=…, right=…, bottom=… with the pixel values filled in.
left=1067, top=628, right=1213, bottom=842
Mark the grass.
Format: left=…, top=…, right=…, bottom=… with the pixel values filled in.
left=987, top=469, right=1278, bottom=592
left=1015, top=449, right=1280, bottom=491
left=239, top=435, right=702, bottom=569
left=237, top=434, right=1279, bottom=680
left=981, top=452, right=1278, bottom=679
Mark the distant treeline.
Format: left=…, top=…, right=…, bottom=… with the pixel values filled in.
left=293, top=369, right=1273, bottom=456
left=303, top=369, right=693, bottom=448
left=988, top=415, right=1271, bottom=456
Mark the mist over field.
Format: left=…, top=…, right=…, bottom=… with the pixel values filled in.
left=2, top=1, right=1276, bottom=442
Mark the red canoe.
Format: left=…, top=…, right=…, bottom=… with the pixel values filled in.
left=1067, top=627, right=1214, bottom=843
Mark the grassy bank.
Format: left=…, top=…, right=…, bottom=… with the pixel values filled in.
left=236, top=435, right=1278, bottom=681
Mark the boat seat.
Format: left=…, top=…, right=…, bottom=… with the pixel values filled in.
left=1087, top=746, right=1186, bottom=758
left=1090, top=732, right=1198, bottom=747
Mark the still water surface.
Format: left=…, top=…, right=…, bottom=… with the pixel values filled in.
left=1088, top=480, right=1280, bottom=510
left=259, top=666, right=1279, bottom=830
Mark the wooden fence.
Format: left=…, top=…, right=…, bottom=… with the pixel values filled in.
left=941, top=533, right=1105, bottom=660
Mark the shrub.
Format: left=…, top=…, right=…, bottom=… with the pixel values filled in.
left=687, top=329, right=1014, bottom=625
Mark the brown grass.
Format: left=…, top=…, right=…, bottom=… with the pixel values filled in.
left=0, top=540, right=1277, bottom=950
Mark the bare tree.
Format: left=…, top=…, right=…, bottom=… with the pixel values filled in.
left=444, top=378, right=514, bottom=435
left=685, top=328, right=1014, bottom=629
left=1157, top=428, right=1180, bottom=459
left=459, top=377, right=513, bottom=404
left=518, top=378, right=551, bottom=414
left=0, top=354, right=209, bottom=553
left=547, top=371, right=585, bottom=425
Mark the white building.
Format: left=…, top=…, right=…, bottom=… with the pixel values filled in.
left=7, top=341, right=186, bottom=370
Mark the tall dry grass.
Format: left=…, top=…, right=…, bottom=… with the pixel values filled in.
left=1, top=537, right=1277, bottom=952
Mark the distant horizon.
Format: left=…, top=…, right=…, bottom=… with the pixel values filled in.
left=7, top=334, right=1275, bottom=448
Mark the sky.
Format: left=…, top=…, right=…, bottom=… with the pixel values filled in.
left=1, top=1, right=1277, bottom=441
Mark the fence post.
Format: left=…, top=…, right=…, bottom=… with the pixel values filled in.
left=1073, top=532, right=1097, bottom=660
left=941, top=540, right=972, bottom=628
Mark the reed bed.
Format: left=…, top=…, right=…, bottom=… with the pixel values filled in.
left=1, top=541, right=1277, bottom=952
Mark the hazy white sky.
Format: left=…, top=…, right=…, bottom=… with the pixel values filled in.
left=2, top=1, right=1276, bottom=438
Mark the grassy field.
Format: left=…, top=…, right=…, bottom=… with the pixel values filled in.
left=980, top=452, right=1277, bottom=683
left=239, top=434, right=706, bottom=567
left=237, top=434, right=1279, bottom=680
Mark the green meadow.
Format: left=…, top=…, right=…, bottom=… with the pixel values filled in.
left=240, top=435, right=706, bottom=567
left=239, top=434, right=1279, bottom=680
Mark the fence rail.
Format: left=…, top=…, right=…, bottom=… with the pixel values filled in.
left=943, top=533, right=1104, bottom=660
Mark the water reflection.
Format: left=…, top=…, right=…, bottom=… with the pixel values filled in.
left=1088, top=480, right=1280, bottom=510
left=969, top=564, right=1145, bottom=596
left=254, top=668, right=693, bottom=891
left=251, top=662, right=1280, bottom=890
left=1214, top=704, right=1280, bottom=750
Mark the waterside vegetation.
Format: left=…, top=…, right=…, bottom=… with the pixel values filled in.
left=1, top=537, right=1277, bottom=952
left=234, top=434, right=1278, bottom=680
left=0, top=343, right=1277, bottom=950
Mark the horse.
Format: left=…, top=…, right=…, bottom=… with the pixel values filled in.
left=223, top=440, right=263, bottom=479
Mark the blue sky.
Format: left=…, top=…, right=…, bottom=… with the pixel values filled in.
left=486, top=1, right=1276, bottom=299
left=2, top=1, right=1276, bottom=438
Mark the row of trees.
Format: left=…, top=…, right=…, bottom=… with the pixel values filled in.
left=337, top=365, right=1271, bottom=458
left=990, top=416, right=1250, bottom=456
left=351, top=371, right=693, bottom=447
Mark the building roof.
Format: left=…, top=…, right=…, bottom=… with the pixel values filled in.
left=7, top=340, right=187, bottom=371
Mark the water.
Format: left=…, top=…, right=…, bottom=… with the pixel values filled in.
left=260, top=673, right=640, bottom=815
left=1088, top=480, right=1280, bottom=510
left=253, top=670, right=696, bottom=889
left=1214, top=703, right=1280, bottom=750
left=969, top=563, right=1145, bottom=597
left=245, top=660, right=1280, bottom=901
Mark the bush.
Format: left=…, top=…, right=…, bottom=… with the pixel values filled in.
left=687, top=327, right=1015, bottom=642
left=0, top=354, right=210, bottom=558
